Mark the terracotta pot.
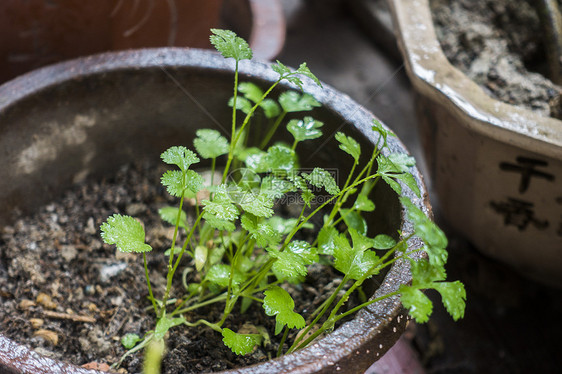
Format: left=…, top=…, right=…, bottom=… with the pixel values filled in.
left=387, top=0, right=562, bottom=286
left=0, top=0, right=284, bottom=84
left=0, top=48, right=428, bottom=373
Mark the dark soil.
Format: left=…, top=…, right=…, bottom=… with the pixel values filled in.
left=0, top=162, right=343, bottom=373
left=431, top=0, right=562, bottom=118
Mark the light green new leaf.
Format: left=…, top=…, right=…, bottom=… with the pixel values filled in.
left=161, top=170, right=203, bottom=197
left=372, top=118, right=395, bottom=149
left=295, top=63, right=322, bottom=87
left=238, top=82, right=264, bottom=103
left=303, top=167, right=340, bottom=195
left=260, top=99, right=281, bottom=118
left=222, top=328, right=261, bottom=355
left=121, top=333, right=141, bottom=349
left=210, top=29, right=252, bottom=61
left=100, top=214, right=152, bottom=253
left=278, top=91, right=321, bottom=113
left=193, top=129, right=230, bottom=159
left=158, top=206, right=188, bottom=230
left=263, top=286, right=306, bottom=332
left=287, top=117, right=324, bottom=142
left=161, top=146, right=199, bottom=172
left=335, top=132, right=361, bottom=162
left=194, top=245, right=207, bottom=271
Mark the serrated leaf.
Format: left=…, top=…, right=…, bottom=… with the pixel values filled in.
left=400, top=197, right=448, bottom=266
left=295, top=62, right=322, bottom=87
left=333, top=232, right=379, bottom=280
left=100, top=214, right=152, bottom=253
left=287, top=117, right=324, bottom=142
left=267, top=216, right=312, bottom=235
left=210, top=29, right=252, bottom=61
left=161, top=146, right=199, bottom=172
left=335, top=132, right=361, bottom=162
left=265, top=145, right=298, bottom=172
left=202, top=185, right=239, bottom=222
left=206, top=264, right=246, bottom=289
left=193, top=129, right=230, bottom=159
left=161, top=169, right=203, bottom=197
left=393, top=172, right=421, bottom=198
left=222, top=328, right=261, bottom=355
left=373, top=234, right=396, bottom=249
left=267, top=248, right=307, bottom=280
left=372, top=118, right=395, bottom=149
left=239, top=192, right=274, bottom=218
left=158, top=206, right=188, bottom=230
left=263, top=286, right=306, bottom=332
left=387, top=153, right=416, bottom=172
left=433, top=281, right=466, bottom=321
left=241, top=213, right=281, bottom=248
left=278, top=91, right=321, bottom=113
left=303, top=167, right=340, bottom=195
left=204, top=215, right=236, bottom=232
left=261, top=175, right=296, bottom=199
left=271, top=60, right=291, bottom=77
left=399, top=284, right=433, bottom=323
left=381, top=175, right=402, bottom=195
left=339, top=209, right=367, bottom=236
left=353, top=194, right=375, bottom=212
left=286, top=240, right=318, bottom=264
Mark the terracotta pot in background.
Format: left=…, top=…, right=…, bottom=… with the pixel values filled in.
left=0, top=48, right=428, bottom=374
left=0, top=0, right=284, bottom=84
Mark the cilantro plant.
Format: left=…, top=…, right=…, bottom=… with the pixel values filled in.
left=100, top=29, right=466, bottom=367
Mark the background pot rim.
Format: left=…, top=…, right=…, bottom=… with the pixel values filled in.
left=0, top=47, right=428, bottom=374
left=388, top=0, right=562, bottom=159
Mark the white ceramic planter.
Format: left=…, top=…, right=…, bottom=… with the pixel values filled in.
left=388, top=0, right=562, bottom=286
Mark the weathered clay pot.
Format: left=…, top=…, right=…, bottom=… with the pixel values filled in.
left=387, top=0, right=562, bottom=287
left=0, top=0, right=284, bottom=84
left=0, top=48, right=428, bottom=373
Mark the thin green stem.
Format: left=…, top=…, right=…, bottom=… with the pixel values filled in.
left=277, top=326, right=290, bottom=357
left=143, top=253, right=158, bottom=315
left=261, top=111, right=287, bottom=149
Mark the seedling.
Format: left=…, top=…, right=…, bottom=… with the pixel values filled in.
left=101, top=29, right=466, bottom=367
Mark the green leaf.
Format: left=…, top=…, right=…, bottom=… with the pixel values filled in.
left=267, top=217, right=312, bottom=235
left=433, top=281, right=466, bottom=321
left=261, top=175, right=296, bottom=199
left=260, top=99, right=281, bottom=118
left=264, top=144, right=298, bottom=172
left=193, top=129, right=230, bottom=159
left=353, top=194, right=375, bottom=212
left=339, top=209, right=367, bottom=236
left=241, top=213, right=281, bottom=248
left=303, top=167, right=340, bottom=195
left=333, top=231, right=379, bottom=280
left=263, top=286, right=306, bottom=332
left=238, top=82, right=264, bottom=103
left=161, top=169, right=203, bottom=197
left=287, top=116, right=324, bottom=143
left=373, top=234, right=396, bottom=249
left=154, top=315, right=186, bottom=340
left=100, top=214, right=152, bottom=253
left=372, top=118, right=395, bottom=149
left=387, top=153, right=416, bottom=172
left=202, top=185, right=239, bottom=222
left=210, top=29, right=252, bottom=61
left=204, top=215, right=236, bottom=232
left=239, top=192, right=275, bottom=218
left=400, top=197, right=448, bottom=266
left=335, top=132, right=361, bottom=162
left=161, top=146, right=199, bottom=172
left=287, top=240, right=318, bottom=264
left=194, top=245, right=207, bottom=271
left=317, top=225, right=339, bottom=255
left=399, top=285, right=433, bottom=323
left=121, top=333, right=141, bottom=349
left=376, top=154, right=420, bottom=197
left=206, top=264, right=245, bottom=289
left=278, top=91, right=321, bottom=113
left=222, top=328, right=261, bottom=355
left=229, top=96, right=253, bottom=114
left=295, top=62, right=322, bottom=87
left=158, top=206, right=188, bottom=230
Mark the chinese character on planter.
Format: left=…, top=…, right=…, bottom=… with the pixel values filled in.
left=499, top=157, right=554, bottom=193
left=490, top=197, right=549, bottom=231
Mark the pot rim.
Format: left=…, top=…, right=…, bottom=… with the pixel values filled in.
left=0, top=47, right=428, bottom=374
left=388, top=0, right=562, bottom=159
